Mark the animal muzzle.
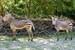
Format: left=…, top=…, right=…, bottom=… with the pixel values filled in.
left=69, top=23, right=73, bottom=26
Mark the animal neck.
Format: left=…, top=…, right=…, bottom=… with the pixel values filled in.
left=53, top=20, right=58, bottom=25
left=7, top=18, right=14, bottom=24
left=55, top=20, right=60, bottom=24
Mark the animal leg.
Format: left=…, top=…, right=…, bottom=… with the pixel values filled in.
left=56, top=30, right=59, bottom=41
left=12, top=29, right=16, bottom=40
left=30, top=30, right=33, bottom=41
left=27, top=28, right=33, bottom=41
left=65, top=29, right=69, bottom=40
left=57, top=33, right=59, bottom=41
left=69, top=29, right=72, bottom=40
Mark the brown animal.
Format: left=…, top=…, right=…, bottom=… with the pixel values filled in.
left=2, top=13, right=35, bottom=41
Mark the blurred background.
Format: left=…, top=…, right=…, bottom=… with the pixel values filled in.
left=0, top=0, right=75, bottom=19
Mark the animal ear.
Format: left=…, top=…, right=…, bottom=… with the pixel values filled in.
left=12, top=16, right=14, bottom=19
left=55, top=18, right=58, bottom=20
left=51, top=16, right=54, bottom=19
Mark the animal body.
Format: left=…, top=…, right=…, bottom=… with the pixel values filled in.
left=51, top=16, right=73, bottom=41
left=3, top=13, right=35, bottom=41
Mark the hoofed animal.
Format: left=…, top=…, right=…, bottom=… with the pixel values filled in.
left=2, top=13, right=35, bottom=41
left=51, top=16, right=73, bottom=41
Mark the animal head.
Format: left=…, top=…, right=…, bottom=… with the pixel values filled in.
left=51, top=16, right=58, bottom=25
left=2, top=12, right=14, bottom=22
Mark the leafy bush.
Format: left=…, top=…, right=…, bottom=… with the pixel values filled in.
left=0, top=0, right=74, bottom=19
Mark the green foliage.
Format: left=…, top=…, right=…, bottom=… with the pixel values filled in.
left=0, top=0, right=74, bottom=18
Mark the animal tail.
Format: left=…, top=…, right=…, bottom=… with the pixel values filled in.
left=32, top=24, right=35, bottom=31
left=25, top=20, right=35, bottom=31
left=26, top=23, right=35, bottom=31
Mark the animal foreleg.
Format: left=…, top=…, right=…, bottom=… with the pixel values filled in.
left=65, top=29, right=69, bottom=40
left=57, top=32, right=59, bottom=41
left=12, top=29, right=16, bottom=40
left=69, top=30, right=72, bottom=40
left=56, top=31, right=59, bottom=41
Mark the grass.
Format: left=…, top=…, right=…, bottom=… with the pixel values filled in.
left=0, top=32, right=74, bottom=42
left=34, top=32, right=75, bottom=39
left=0, top=32, right=75, bottom=50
